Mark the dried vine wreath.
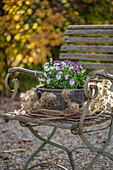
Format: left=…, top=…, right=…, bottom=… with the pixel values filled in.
left=17, top=79, right=113, bottom=121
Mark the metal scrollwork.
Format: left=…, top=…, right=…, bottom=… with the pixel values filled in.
left=5, top=67, right=42, bottom=92
left=4, top=67, right=41, bottom=119
left=84, top=70, right=113, bottom=99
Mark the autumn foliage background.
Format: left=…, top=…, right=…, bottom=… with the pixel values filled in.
left=0, top=0, right=113, bottom=95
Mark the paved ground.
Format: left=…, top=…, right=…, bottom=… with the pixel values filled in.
left=0, top=97, right=113, bottom=170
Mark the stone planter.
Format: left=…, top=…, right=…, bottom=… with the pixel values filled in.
left=36, top=87, right=87, bottom=111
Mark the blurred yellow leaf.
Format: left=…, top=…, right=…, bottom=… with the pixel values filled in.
left=17, top=10, right=25, bottom=15
left=25, top=1, right=31, bottom=5
left=14, top=15, right=20, bottom=21
left=21, top=38, right=27, bottom=44
left=3, top=4, right=10, bottom=12
left=16, top=54, right=23, bottom=61
left=17, top=1, right=22, bottom=7
left=27, top=9, right=33, bottom=15
left=16, top=24, right=21, bottom=29
left=9, top=9, right=13, bottom=14
left=24, top=24, right=29, bottom=30
left=19, top=63, right=24, bottom=68
left=1, top=71, right=6, bottom=78
left=74, top=11, right=79, bottom=15
left=37, top=26, right=42, bottom=32
left=29, top=57, right=34, bottom=63
left=20, top=28, right=24, bottom=33
left=23, top=58, right=28, bottom=63
left=32, top=23, right=38, bottom=29
left=6, top=34, right=11, bottom=42
left=14, top=34, right=21, bottom=41
left=13, top=49, right=18, bottom=55
left=37, top=11, right=45, bottom=18
left=0, top=84, right=3, bottom=91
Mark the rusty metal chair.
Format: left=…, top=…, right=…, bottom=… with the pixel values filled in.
left=1, top=25, right=113, bottom=170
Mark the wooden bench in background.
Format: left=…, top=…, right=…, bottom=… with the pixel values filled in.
left=1, top=25, right=113, bottom=170
left=60, top=25, right=113, bottom=70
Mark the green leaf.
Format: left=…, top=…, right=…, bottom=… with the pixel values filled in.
left=100, top=99, right=104, bottom=102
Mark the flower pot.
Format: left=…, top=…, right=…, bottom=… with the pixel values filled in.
left=36, top=87, right=87, bottom=111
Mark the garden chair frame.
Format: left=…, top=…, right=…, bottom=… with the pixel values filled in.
left=1, top=25, right=113, bottom=170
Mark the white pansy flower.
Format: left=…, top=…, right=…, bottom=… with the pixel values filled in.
left=56, top=74, right=61, bottom=80
left=65, top=74, right=69, bottom=80
left=55, top=66, right=60, bottom=70
left=50, top=66, right=55, bottom=70
left=53, top=63, right=59, bottom=67
left=60, top=61, right=66, bottom=67
left=50, top=58, right=53, bottom=64
left=44, top=65, right=50, bottom=71
left=69, top=79, right=75, bottom=86
left=47, top=78, right=51, bottom=84
left=43, top=72, right=47, bottom=77
left=59, top=71, right=63, bottom=74
left=44, top=62, right=49, bottom=67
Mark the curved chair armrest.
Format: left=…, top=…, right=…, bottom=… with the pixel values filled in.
left=84, top=70, right=113, bottom=99
left=5, top=67, right=42, bottom=92
left=4, top=67, right=42, bottom=117
left=78, top=70, right=113, bottom=135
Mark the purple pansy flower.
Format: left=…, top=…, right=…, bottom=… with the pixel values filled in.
left=68, top=65, right=71, bottom=69
left=73, top=62, right=77, bottom=65
left=40, top=78, right=44, bottom=82
left=58, top=65, right=63, bottom=69
left=60, top=61, right=66, bottom=66
left=81, top=69, right=86, bottom=73
left=73, top=66, right=79, bottom=73
left=41, top=58, right=87, bottom=89
left=55, top=66, right=60, bottom=70
left=65, top=60, right=71, bottom=65
left=81, top=64, right=84, bottom=67
left=54, top=60, right=59, bottom=64
left=39, top=75, right=42, bottom=78
left=43, top=73, right=47, bottom=77
left=65, top=74, right=69, bottom=80
left=47, top=78, right=51, bottom=84
left=38, top=75, right=42, bottom=80
left=56, top=74, right=61, bottom=80
left=69, top=79, right=75, bottom=85
left=59, top=71, right=63, bottom=74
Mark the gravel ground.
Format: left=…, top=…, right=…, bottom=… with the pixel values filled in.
left=0, top=98, right=113, bottom=170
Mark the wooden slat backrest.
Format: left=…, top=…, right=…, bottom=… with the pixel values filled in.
left=60, top=25, right=113, bottom=70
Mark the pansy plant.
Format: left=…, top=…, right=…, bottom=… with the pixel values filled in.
left=38, top=58, right=87, bottom=89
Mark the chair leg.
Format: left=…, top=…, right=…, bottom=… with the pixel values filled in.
left=22, top=124, right=76, bottom=170
left=23, top=126, right=57, bottom=170
left=79, top=116, right=113, bottom=170
left=20, top=116, right=113, bottom=170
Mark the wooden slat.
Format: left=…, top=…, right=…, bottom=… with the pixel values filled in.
left=63, top=37, right=113, bottom=43
left=60, top=53, right=113, bottom=61
left=60, top=25, right=113, bottom=71
left=61, top=45, right=113, bottom=52
left=64, top=30, right=113, bottom=35
left=68, top=25, right=113, bottom=29
left=77, top=62, right=113, bottom=70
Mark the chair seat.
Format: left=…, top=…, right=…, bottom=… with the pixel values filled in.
left=1, top=110, right=112, bottom=131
